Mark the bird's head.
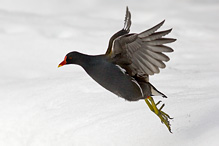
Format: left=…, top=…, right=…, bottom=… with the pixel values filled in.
left=58, top=51, right=81, bottom=67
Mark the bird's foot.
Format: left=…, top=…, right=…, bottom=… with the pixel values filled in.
left=145, top=96, right=173, bottom=133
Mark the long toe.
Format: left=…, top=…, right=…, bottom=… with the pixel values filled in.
left=156, top=100, right=162, bottom=105
left=159, top=104, right=165, bottom=111
left=146, top=96, right=173, bottom=133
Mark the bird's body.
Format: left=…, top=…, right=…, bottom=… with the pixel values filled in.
left=70, top=52, right=143, bottom=101
left=58, top=7, right=176, bottom=132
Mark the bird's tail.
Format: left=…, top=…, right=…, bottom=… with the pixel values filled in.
left=149, top=83, right=167, bottom=98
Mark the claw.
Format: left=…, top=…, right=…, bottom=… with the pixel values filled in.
left=161, top=111, right=174, bottom=119
left=159, top=104, right=165, bottom=111
left=144, top=96, right=173, bottom=133
left=156, top=101, right=162, bottom=105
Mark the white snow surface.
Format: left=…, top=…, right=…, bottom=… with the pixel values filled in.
left=1, top=0, right=219, bottom=145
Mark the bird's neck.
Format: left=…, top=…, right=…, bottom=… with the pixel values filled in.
left=73, top=52, right=91, bottom=67
left=72, top=52, right=105, bottom=70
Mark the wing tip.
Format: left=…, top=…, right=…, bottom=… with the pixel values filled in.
left=155, top=20, right=165, bottom=31
left=169, top=47, right=174, bottom=52
left=169, top=38, right=177, bottom=42
left=126, top=6, right=129, bottom=12
left=124, top=6, right=131, bottom=32
left=167, top=28, right=173, bottom=33
left=161, top=19, right=165, bottom=25
left=157, top=19, right=165, bottom=29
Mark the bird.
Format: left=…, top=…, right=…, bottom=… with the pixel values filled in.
left=58, top=7, right=176, bottom=133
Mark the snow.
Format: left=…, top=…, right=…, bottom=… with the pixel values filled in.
left=1, top=0, right=219, bottom=145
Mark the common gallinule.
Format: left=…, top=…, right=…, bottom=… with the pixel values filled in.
left=58, top=7, right=176, bottom=132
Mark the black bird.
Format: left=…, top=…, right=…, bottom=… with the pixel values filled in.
left=58, top=7, right=176, bottom=132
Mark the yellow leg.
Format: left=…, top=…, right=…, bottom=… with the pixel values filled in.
left=145, top=96, right=173, bottom=133
left=144, top=98, right=154, bottom=112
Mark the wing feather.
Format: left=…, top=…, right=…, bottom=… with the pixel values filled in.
left=140, top=29, right=172, bottom=41
left=105, top=7, right=132, bottom=55
left=138, top=20, right=165, bottom=38
left=146, top=38, right=176, bottom=45
left=147, top=45, right=173, bottom=52
left=110, top=20, right=176, bottom=79
left=137, top=51, right=166, bottom=68
left=136, top=53, right=160, bottom=73
left=124, top=6, right=131, bottom=32
left=144, top=49, right=170, bottom=62
left=132, top=58, right=154, bottom=75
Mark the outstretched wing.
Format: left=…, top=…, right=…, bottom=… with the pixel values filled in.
left=111, top=20, right=176, bottom=81
left=105, top=7, right=131, bottom=55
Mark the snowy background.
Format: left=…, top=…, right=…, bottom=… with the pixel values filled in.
left=0, top=0, right=219, bottom=145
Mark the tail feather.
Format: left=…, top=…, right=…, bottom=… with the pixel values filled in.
left=150, top=83, right=167, bottom=98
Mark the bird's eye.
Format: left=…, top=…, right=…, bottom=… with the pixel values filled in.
left=69, top=57, right=72, bottom=59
